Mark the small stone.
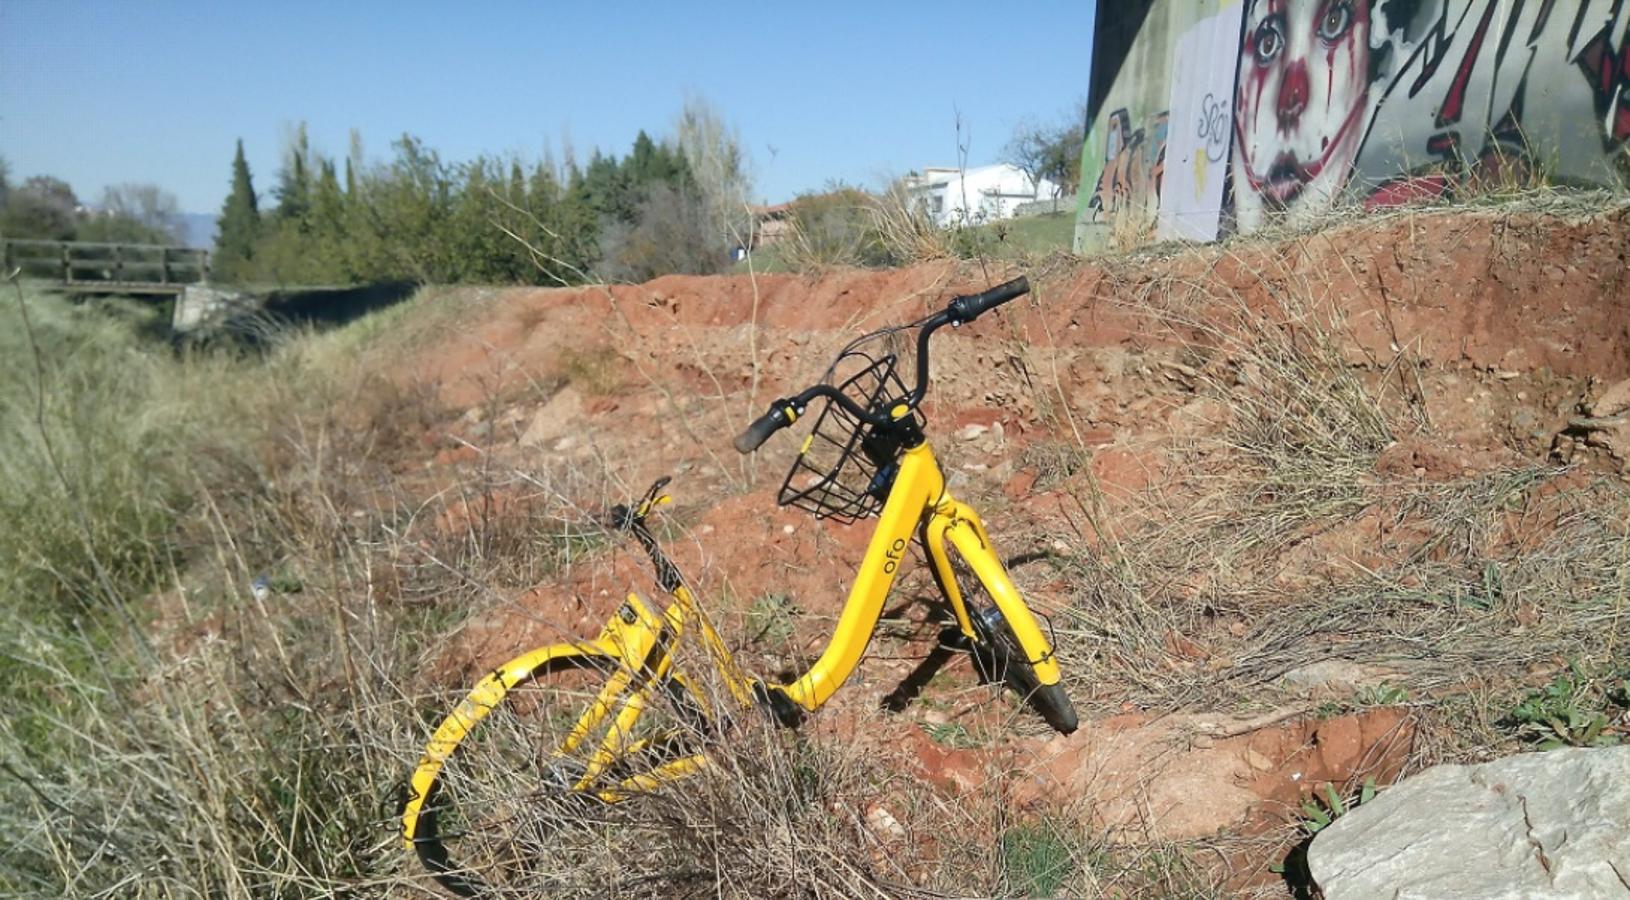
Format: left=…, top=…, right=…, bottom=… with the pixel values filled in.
left=1591, top=377, right=1630, bottom=418
left=782, top=524, right=795, bottom=535
left=955, top=423, right=990, bottom=442
left=1245, top=748, right=1275, bottom=771
left=865, top=804, right=906, bottom=841
left=1191, top=734, right=1216, bottom=750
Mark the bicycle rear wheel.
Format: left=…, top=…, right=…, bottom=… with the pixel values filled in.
left=945, top=550, right=1078, bottom=735
left=406, top=651, right=701, bottom=897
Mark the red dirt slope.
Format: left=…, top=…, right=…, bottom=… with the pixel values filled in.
left=382, top=199, right=1630, bottom=886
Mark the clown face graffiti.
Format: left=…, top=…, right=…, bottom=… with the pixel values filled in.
left=1232, top=0, right=1373, bottom=231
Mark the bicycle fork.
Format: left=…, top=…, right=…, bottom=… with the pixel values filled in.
left=923, top=501, right=1064, bottom=687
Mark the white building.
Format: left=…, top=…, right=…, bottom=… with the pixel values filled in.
left=904, top=163, right=1059, bottom=228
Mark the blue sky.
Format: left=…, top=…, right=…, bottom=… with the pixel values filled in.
left=1, top=1, right=1096, bottom=217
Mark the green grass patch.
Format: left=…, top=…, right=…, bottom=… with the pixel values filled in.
left=1000, top=820, right=1078, bottom=897
left=972, top=210, right=1076, bottom=257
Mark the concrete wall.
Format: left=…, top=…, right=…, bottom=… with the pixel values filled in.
left=1014, top=194, right=1079, bottom=217
left=1076, top=0, right=1630, bottom=254
left=172, top=285, right=257, bottom=334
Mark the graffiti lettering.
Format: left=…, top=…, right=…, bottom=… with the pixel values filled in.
left=1087, top=108, right=1169, bottom=236
left=1435, top=1, right=1500, bottom=128
left=1578, top=20, right=1630, bottom=147
left=1196, top=92, right=1231, bottom=162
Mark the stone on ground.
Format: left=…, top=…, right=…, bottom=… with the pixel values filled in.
left=1309, top=746, right=1630, bottom=899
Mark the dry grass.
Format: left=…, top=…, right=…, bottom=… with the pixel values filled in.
left=869, top=184, right=953, bottom=265
left=991, top=206, right=1630, bottom=887
left=1031, top=219, right=1630, bottom=751
left=9, top=190, right=1628, bottom=898
left=0, top=284, right=1101, bottom=898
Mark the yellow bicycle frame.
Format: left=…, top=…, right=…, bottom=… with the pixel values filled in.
left=770, top=441, right=1061, bottom=710
left=401, top=440, right=1061, bottom=849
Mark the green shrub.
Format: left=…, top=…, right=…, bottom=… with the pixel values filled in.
left=781, top=186, right=892, bottom=269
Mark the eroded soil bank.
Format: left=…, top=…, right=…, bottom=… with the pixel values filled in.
left=377, top=199, right=1630, bottom=891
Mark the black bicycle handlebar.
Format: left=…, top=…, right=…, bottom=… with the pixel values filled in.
left=732, top=276, right=1031, bottom=454
left=947, top=276, right=1029, bottom=324
left=733, top=403, right=795, bottom=453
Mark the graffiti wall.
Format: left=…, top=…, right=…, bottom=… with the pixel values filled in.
left=1077, top=3, right=1236, bottom=253
left=1075, top=0, right=1630, bottom=253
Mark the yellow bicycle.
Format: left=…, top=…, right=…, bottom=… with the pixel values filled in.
left=402, top=275, right=1077, bottom=896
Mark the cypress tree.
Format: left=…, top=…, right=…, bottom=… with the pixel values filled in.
left=274, top=123, right=312, bottom=223
left=312, top=159, right=345, bottom=231
left=628, top=131, right=658, bottom=183
left=508, top=161, right=526, bottom=206
left=310, top=159, right=348, bottom=281
left=558, top=160, right=599, bottom=275
left=579, top=151, right=630, bottom=222
left=214, top=139, right=260, bottom=279
left=345, top=128, right=364, bottom=200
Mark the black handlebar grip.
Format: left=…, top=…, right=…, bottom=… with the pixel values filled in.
left=946, top=275, right=1030, bottom=324
left=733, top=403, right=792, bottom=454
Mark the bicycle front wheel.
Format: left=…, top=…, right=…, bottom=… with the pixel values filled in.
left=405, top=649, right=700, bottom=897
left=946, top=549, right=1079, bottom=735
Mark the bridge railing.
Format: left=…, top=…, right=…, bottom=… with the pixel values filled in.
left=2, top=239, right=211, bottom=293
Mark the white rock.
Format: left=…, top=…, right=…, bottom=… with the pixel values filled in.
left=1591, top=377, right=1630, bottom=418
left=865, top=804, right=906, bottom=842
left=1278, top=658, right=1368, bottom=694
left=1310, top=746, right=1630, bottom=900
left=520, top=388, right=584, bottom=447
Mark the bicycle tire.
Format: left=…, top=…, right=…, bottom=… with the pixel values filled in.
left=946, top=550, right=1079, bottom=735
left=406, top=651, right=700, bottom=898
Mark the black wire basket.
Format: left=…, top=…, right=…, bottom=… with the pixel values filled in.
left=777, top=348, right=922, bottom=523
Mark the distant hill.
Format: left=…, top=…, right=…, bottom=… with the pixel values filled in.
left=180, top=213, right=217, bottom=250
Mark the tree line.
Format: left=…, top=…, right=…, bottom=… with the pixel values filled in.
left=214, top=101, right=752, bottom=287
left=0, top=158, right=186, bottom=246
